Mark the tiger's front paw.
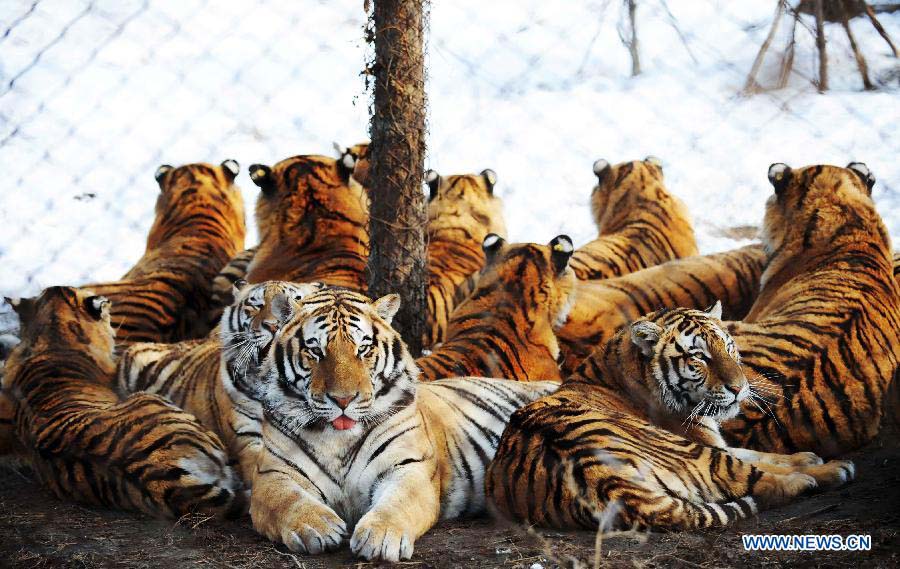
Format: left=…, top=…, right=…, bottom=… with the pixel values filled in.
left=801, top=459, right=855, bottom=489
left=350, top=511, right=415, bottom=562
left=251, top=497, right=346, bottom=554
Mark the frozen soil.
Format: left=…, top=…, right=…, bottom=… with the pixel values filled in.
left=2, top=422, right=898, bottom=569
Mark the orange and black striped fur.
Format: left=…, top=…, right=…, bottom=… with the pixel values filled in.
left=209, top=245, right=259, bottom=325
left=721, top=163, right=900, bottom=457
left=3, top=286, right=244, bottom=518
left=569, top=157, right=698, bottom=281
left=244, top=155, right=369, bottom=291
left=424, top=168, right=507, bottom=347
left=559, top=244, right=767, bottom=374
left=117, top=281, right=324, bottom=483
left=486, top=306, right=854, bottom=531
left=83, top=161, right=246, bottom=344
left=416, top=235, right=575, bottom=382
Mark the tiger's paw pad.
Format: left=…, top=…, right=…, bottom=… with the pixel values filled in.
left=350, top=513, right=415, bottom=562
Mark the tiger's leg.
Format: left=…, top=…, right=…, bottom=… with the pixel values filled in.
left=350, top=461, right=441, bottom=562
left=250, top=446, right=347, bottom=554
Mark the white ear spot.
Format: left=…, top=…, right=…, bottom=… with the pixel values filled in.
left=551, top=235, right=573, bottom=253
left=768, top=163, right=789, bottom=181
left=154, top=165, right=173, bottom=182
left=483, top=234, right=502, bottom=248
left=592, top=159, right=610, bottom=177
left=425, top=169, right=440, bottom=183
left=847, top=162, right=870, bottom=178
left=222, top=159, right=240, bottom=177
left=333, top=141, right=344, bottom=156
left=644, top=155, right=663, bottom=167
left=482, top=168, right=497, bottom=187
left=91, top=296, right=108, bottom=312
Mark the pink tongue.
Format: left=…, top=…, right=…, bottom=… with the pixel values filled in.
left=332, top=415, right=357, bottom=431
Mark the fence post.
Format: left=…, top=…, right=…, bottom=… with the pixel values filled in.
left=367, top=0, right=428, bottom=355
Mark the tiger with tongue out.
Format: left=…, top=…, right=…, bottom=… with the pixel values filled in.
left=250, top=288, right=558, bottom=562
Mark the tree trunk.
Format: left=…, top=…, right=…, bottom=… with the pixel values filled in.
left=367, top=0, right=428, bottom=355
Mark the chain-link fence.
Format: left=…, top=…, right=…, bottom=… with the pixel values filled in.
left=2, top=0, right=899, bottom=309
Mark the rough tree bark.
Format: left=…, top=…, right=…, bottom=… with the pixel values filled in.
left=367, top=0, right=428, bottom=355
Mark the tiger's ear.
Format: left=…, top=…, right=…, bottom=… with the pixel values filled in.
left=290, top=282, right=326, bottom=304
left=481, top=169, right=497, bottom=195
left=644, top=156, right=664, bottom=176
left=768, top=163, right=792, bottom=196
left=372, top=294, right=401, bottom=324
left=549, top=235, right=574, bottom=275
left=249, top=164, right=275, bottom=193
left=631, top=320, right=663, bottom=357
left=592, top=158, right=611, bottom=184
left=482, top=233, right=504, bottom=264
left=231, top=279, right=249, bottom=300
left=6, top=296, right=36, bottom=325
left=337, top=153, right=355, bottom=183
left=221, top=159, right=240, bottom=183
left=706, top=300, right=723, bottom=320
left=425, top=169, right=440, bottom=201
left=847, top=162, right=875, bottom=195
left=155, top=165, right=174, bottom=188
left=84, top=295, right=110, bottom=321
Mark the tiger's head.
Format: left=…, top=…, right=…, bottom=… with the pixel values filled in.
left=472, top=234, right=576, bottom=331
left=248, top=155, right=367, bottom=245
left=262, top=289, right=418, bottom=435
left=148, top=160, right=245, bottom=249
left=589, top=156, right=676, bottom=233
left=220, top=280, right=326, bottom=397
left=761, top=162, right=889, bottom=267
left=5, top=286, right=115, bottom=373
left=425, top=168, right=507, bottom=237
left=335, top=142, right=370, bottom=189
left=629, top=302, right=748, bottom=421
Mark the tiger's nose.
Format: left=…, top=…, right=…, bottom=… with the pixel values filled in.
left=328, top=393, right=357, bottom=410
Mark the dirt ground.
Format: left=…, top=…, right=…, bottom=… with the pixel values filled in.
left=2, top=423, right=899, bottom=569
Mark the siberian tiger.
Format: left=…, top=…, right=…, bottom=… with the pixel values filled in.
left=721, top=163, right=900, bottom=457
left=486, top=306, right=854, bottom=531
left=558, top=244, right=767, bottom=374
left=117, top=280, right=324, bottom=483
left=424, top=168, right=507, bottom=347
left=416, top=234, right=575, bottom=382
left=82, top=160, right=246, bottom=344
left=569, top=157, right=698, bottom=281
left=250, top=288, right=557, bottom=561
left=244, top=155, right=369, bottom=291
left=3, top=286, right=244, bottom=517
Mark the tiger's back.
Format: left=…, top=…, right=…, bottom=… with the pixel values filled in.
left=424, top=169, right=507, bottom=347
left=569, top=157, right=698, bottom=281
left=722, top=163, right=900, bottom=457
left=84, top=161, right=245, bottom=344
left=417, top=235, right=575, bottom=382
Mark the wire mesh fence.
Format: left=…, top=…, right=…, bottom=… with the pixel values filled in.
left=1, top=0, right=898, bottom=313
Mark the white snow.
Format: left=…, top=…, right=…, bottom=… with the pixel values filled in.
left=0, top=0, right=898, bottom=297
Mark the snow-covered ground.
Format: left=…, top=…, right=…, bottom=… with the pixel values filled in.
left=1, top=0, right=898, bottom=299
